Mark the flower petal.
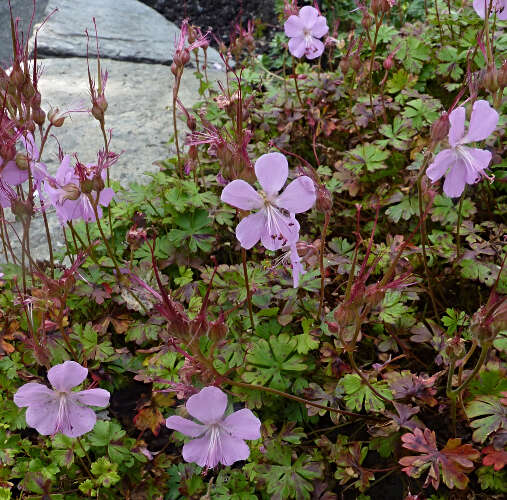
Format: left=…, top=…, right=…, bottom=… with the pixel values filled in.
left=443, top=159, right=466, bottom=198
left=299, top=5, right=319, bottom=27
left=261, top=209, right=299, bottom=251
left=25, top=400, right=59, bottom=435
left=426, top=149, right=457, bottom=182
left=59, top=398, right=98, bottom=437
left=216, top=432, right=251, bottom=466
left=462, top=100, right=499, bottom=144
left=305, top=38, right=325, bottom=59
left=284, top=15, right=304, bottom=37
left=448, top=107, right=465, bottom=147
left=56, top=156, right=73, bottom=185
left=47, top=361, right=88, bottom=392
left=221, top=180, right=263, bottom=210
left=71, top=389, right=110, bottom=407
left=255, top=153, right=288, bottom=195
left=288, top=36, right=307, bottom=58
left=460, top=146, right=492, bottom=183
left=235, top=210, right=266, bottom=249
left=289, top=242, right=305, bottom=288
left=223, top=408, right=261, bottom=440
left=1, top=161, right=28, bottom=186
left=14, top=383, right=56, bottom=408
left=99, top=187, right=115, bottom=208
left=311, top=16, right=329, bottom=38
left=182, top=435, right=216, bottom=467
left=186, top=386, right=227, bottom=425
left=276, top=176, right=316, bottom=213
left=166, top=415, right=207, bottom=437
left=473, top=0, right=507, bottom=19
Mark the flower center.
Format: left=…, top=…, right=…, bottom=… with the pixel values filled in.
left=54, top=392, right=69, bottom=434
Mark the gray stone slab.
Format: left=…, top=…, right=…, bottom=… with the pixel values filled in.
left=30, top=0, right=223, bottom=69
left=2, top=56, right=224, bottom=262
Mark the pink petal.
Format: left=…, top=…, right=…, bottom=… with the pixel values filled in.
left=299, top=6, right=319, bottom=27
left=305, top=38, right=325, bottom=59
left=20, top=132, right=40, bottom=160
left=462, top=100, right=499, bottom=144
left=473, top=0, right=507, bottom=19
left=276, top=176, right=316, bottom=213
left=473, top=0, right=488, bottom=17
left=284, top=15, right=304, bottom=37
left=443, top=160, right=467, bottom=198
left=221, top=180, right=263, bottom=210
left=1, top=161, right=28, bottom=186
left=182, top=434, right=219, bottom=468
left=216, top=431, right=251, bottom=466
left=25, top=400, right=59, bottom=435
left=261, top=209, right=299, bottom=251
left=460, top=146, right=492, bottom=183
left=14, top=383, right=56, bottom=408
left=223, top=409, right=261, bottom=440
left=166, top=415, right=206, bottom=437
left=289, top=242, right=305, bottom=288
left=71, top=389, right=110, bottom=407
left=426, top=149, right=457, bottom=182
left=56, top=156, right=73, bottom=185
left=311, top=16, right=329, bottom=38
left=186, top=386, right=227, bottom=425
left=235, top=210, right=266, bottom=249
left=448, top=107, right=465, bottom=147
left=254, top=152, right=288, bottom=195
left=99, top=187, right=115, bottom=208
left=59, top=398, right=98, bottom=437
left=47, top=361, right=88, bottom=392
left=288, top=36, right=307, bottom=58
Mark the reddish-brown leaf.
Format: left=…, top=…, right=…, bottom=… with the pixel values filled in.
left=482, top=445, right=507, bottom=471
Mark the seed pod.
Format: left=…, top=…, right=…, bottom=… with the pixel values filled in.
left=80, top=179, right=93, bottom=194
left=15, top=153, right=30, bottom=170
left=48, top=109, right=65, bottom=127
left=362, top=11, right=373, bottom=30
left=383, top=55, right=394, bottom=70
left=9, top=64, right=24, bottom=88
left=339, top=57, right=350, bottom=74
left=350, top=54, right=361, bottom=72
left=32, top=107, right=46, bottom=126
left=316, top=184, right=333, bottom=212
left=92, top=174, right=105, bottom=192
left=484, top=66, right=499, bottom=92
left=61, top=183, right=81, bottom=201
left=430, top=112, right=450, bottom=143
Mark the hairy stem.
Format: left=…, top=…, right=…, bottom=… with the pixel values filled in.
left=241, top=247, right=255, bottom=330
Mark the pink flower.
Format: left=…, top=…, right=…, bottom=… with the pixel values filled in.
left=284, top=6, right=329, bottom=59
left=473, top=0, right=507, bottom=20
left=166, top=386, right=261, bottom=468
left=221, top=152, right=316, bottom=251
left=45, top=156, right=114, bottom=224
left=426, top=100, right=499, bottom=198
left=14, top=361, right=110, bottom=438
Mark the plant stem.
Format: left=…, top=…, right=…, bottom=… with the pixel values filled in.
left=318, top=211, right=330, bottom=319
left=172, top=70, right=183, bottom=176
left=455, top=190, right=465, bottom=261
left=292, top=59, right=304, bottom=108
left=241, top=247, right=255, bottom=330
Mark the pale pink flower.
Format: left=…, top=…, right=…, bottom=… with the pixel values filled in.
left=166, top=386, right=261, bottom=468
left=426, top=100, right=499, bottom=198
left=221, top=152, right=316, bottom=251
left=284, top=6, right=329, bottom=59
left=14, top=361, right=110, bottom=438
left=473, top=0, right=507, bottom=20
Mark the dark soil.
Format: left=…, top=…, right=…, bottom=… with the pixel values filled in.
left=140, top=0, right=278, bottom=47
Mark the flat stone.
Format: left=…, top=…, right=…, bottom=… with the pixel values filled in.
left=2, top=57, right=224, bottom=262
left=30, top=0, right=223, bottom=68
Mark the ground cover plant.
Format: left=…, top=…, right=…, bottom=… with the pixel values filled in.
left=0, top=0, right=506, bottom=498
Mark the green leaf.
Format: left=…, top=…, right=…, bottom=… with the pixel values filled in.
left=346, top=144, right=390, bottom=173
left=395, top=37, right=431, bottom=74
left=386, top=69, right=417, bottom=94
left=341, top=374, right=392, bottom=412
left=466, top=396, right=507, bottom=443
left=88, top=421, right=126, bottom=448
left=385, top=195, right=419, bottom=223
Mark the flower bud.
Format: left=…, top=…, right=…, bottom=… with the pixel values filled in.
left=80, top=179, right=93, bottom=194
left=371, top=0, right=382, bottom=15
left=91, top=95, right=108, bottom=122
left=362, top=11, right=373, bottom=30
left=498, top=61, right=507, bottom=88
left=61, top=183, right=81, bottom=201
left=339, top=57, right=350, bottom=74
left=15, top=153, right=30, bottom=170
left=430, top=112, right=450, bottom=143
left=48, top=108, right=65, bottom=127
left=470, top=298, right=507, bottom=347
left=445, top=336, right=466, bottom=359
left=11, top=198, right=33, bottom=219
left=32, top=91, right=42, bottom=108
left=383, top=55, right=394, bottom=70
left=171, top=61, right=179, bottom=76
left=21, top=79, right=35, bottom=100
left=484, top=66, right=499, bottom=92
left=9, top=64, right=24, bottom=88
left=173, top=48, right=190, bottom=67
left=33, top=107, right=46, bottom=126
left=316, top=185, right=333, bottom=212
left=380, top=0, right=395, bottom=13
left=126, top=226, right=147, bottom=250
left=92, top=174, right=105, bottom=192
left=350, top=54, right=361, bottom=72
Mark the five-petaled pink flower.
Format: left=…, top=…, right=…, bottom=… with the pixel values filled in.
left=284, top=6, right=329, bottom=60
left=166, top=386, right=261, bottom=468
left=221, top=152, right=316, bottom=251
left=14, top=361, right=110, bottom=438
left=473, top=0, right=507, bottom=20
left=426, top=100, right=499, bottom=198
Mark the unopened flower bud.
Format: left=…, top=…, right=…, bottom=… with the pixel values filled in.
left=21, top=79, right=35, bottom=100
left=173, top=49, right=191, bottom=67
left=62, top=183, right=81, bottom=201
left=350, top=54, right=361, bottom=72
left=371, top=0, right=382, bottom=15
left=483, top=66, right=499, bottom=92
left=92, top=174, right=105, bottom=192
left=92, top=95, right=108, bottom=121
left=80, top=179, right=93, bottom=194
left=430, top=112, right=450, bottom=143
left=339, top=57, right=350, bottom=74
left=316, top=185, right=333, bottom=212
left=445, top=336, right=466, bottom=359
left=383, top=55, right=394, bottom=70
left=362, top=11, right=373, bottom=30
left=470, top=298, right=507, bottom=347
left=171, top=61, right=179, bottom=76
left=48, top=108, right=65, bottom=127
left=10, top=64, right=24, bottom=88
left=32, top=91, right=42, bottom=108
left=33, top=107, right=46, bottom=126
left=380, top=0, right=395, bottom=13
left=15, top=153, right=30, bottom=170
left=498, top=61, right=507, bottom=88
